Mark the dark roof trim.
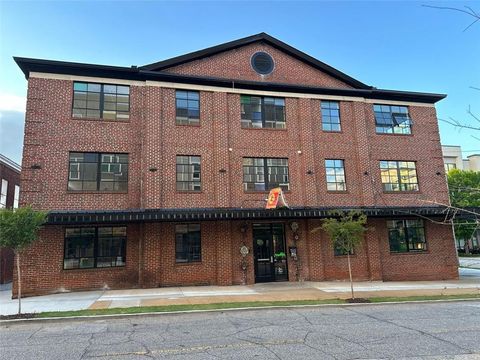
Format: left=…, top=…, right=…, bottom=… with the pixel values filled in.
left=140, top=32, right=371, bottom=89
left=44, top=206, right=471, bottom=225
left=14, top=57, right=446, bottom=104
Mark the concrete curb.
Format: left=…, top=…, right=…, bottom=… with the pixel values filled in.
left=1, top=297, right=479, bottom=326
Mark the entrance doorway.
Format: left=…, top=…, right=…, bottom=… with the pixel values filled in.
left=253, top=223, right=288, bottom=283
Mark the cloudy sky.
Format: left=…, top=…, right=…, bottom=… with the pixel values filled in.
left=1, top=1, right=479, bottom=165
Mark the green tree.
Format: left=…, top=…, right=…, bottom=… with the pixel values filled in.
left=0, top=207, right=47, bottom=314
left=448, top=169, right=480, bottom=253
left=316, top=210, right=368, bottom=299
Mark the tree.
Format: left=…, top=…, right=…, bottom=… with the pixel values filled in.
left=316, top=210, right=367, bottom=300
left=448, top=169, right=480, bottom=253
left=0, top=206, right=47, bottom=314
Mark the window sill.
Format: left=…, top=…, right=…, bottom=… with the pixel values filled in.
left=326, top=190, right=349, bottom=194
left=66, top=191, right=128, bottom=194
left=375, top=132, right=413, bottom=137
left=241, top=127, right=288, bottom=131
left=389, top=250, right=429, bottom=255
left=63, top=265, right=126, bottom=272
left=175, top=123, right=201, bottom=127
left=321, top=130, right=343, bottom=134
left=244, top=190, right=291, bottom=194
left=174, top=261, right=203, bottom=266
left=176, top=190, right=203, bottom=194
left=382, top=191, right=420, bottom=194
left=71, top=116, right=130, bottom=123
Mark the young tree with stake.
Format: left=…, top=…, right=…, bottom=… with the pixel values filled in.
left=0, top=206, right=47, bottom=314
left=316, top=210, right=368, bottom=300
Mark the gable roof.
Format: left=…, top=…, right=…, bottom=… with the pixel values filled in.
left=140, top=32, right=372, bottom=89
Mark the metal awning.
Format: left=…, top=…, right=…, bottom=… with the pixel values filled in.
left=45, top=206, right=477, bottom=225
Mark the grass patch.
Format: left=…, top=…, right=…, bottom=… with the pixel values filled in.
left=3, top=294, right=478, bottom=320
left=459, top=254, right=480, bottom=258
left=36, top=299, right=345, bottom=318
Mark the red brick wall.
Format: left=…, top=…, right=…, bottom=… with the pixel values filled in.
left=12, top=225, right=140, bottom=297
left=14, top=218, right=457, bottom=296
left=162, top=43, right=355, bottom=89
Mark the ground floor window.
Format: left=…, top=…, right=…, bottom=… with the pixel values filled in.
left=64, top=227, right=126, bottom=269
left=175, top=224, right=201, bottom=263
left=387, top=219, right=426, bottom=253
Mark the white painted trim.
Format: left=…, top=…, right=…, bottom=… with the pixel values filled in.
left=29, top=72, right=435, bottom=107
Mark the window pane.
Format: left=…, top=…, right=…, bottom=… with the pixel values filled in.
left=175, top=224, right=201, bottom=262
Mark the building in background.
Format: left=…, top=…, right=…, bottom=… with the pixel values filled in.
left=14, top=33, right=458, bottom=296
left=0, top=154, right=21, bottom=284
left=442, top=145, right=480, bottom=172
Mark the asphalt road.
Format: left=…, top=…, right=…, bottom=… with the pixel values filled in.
left=1, top=301, right=480, bottom=360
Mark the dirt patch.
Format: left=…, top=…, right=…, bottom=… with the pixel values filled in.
left=346, top=298, right=371, bottom=303
left=0, top=313, right=36, bottom=320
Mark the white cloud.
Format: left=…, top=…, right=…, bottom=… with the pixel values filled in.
left=0, top=93, right=26, bottom=113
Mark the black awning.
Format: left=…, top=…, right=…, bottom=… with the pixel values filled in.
left=44, top=206, right=476, bottom=225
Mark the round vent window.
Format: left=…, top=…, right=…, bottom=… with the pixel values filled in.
left=251, top=52, right=274, bottom=75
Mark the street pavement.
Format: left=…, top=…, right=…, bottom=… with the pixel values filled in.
left=1, top=301, right=479, bottom=359
left=459, top=257, right=480, bottom=269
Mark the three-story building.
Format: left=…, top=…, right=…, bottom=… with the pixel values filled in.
left=14, top=33, right=457, bottom=296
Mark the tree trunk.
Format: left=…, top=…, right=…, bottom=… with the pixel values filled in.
left=347, top=252, right=354, bottom=300
left=16, top=250, right=22, bottom=314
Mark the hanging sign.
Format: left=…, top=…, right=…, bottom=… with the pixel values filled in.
left=265, top=187, right=289, bottom=209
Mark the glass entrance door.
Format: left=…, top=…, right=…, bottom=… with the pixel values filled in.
left=253, top=223, right=288, bottom=283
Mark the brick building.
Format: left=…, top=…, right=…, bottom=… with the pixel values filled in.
left=14, top=33, right=458, bottom=296
left=0, top=154, right=21, bottom=284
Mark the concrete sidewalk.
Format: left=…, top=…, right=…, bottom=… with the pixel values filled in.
left=1, top=268, right=479, bottom=316
left=459, top=256, right=480, bottom=269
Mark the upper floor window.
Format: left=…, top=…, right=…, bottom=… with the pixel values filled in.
left=0, top=179, right=7, bottom=208
left=64, top=226, right=126, bottom=269
left=445, top=163, right=457, bottom=172
left=241, top=95, right=285, bottom=129
left=374, top=104, right=412, bottom=134
left=243, top=157, right=289, bottom=191
left=13, top=185, right=20, bottom=209
left=176, top=90, right=200, bottom=125
left=325, top=159, right=346, bottom=191
left=176, top=155, right=201, bottom=191
left=68, top=152, right=129, bottom=192
left=380, top=161, right=418, bottom=192
left=388, top=220, right=426, bottom=253
left=321, top=101, right=341, bottom=131
left=175, top=224, right=201, bottom=263
left=72, top=82, right=130, bottom=120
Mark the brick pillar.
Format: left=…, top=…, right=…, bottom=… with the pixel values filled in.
left=306, top=219, right=325, bottom=281
left=216, top=221, right=233, bottom=285
left=365, top=220, right=383, bottom=280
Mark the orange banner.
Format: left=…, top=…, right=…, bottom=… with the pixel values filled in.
left=266, top=188, right=281, bottom=209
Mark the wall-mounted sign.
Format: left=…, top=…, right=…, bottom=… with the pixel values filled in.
left=265, top=187, right=289, bottom=209
left=240, top=245, right=249, bottom=257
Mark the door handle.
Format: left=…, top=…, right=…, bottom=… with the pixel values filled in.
left=270, top=256, right=274, bottom=263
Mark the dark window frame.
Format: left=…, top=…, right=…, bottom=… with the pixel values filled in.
left=68, top=152, right=129, bottom=192
left=325, top=159, right=347, bottom=191
left=175, top=223, right=202, bottom=263
left=175, top=90, right=200, bottom=125
left=321, top=101, right=341, bottom=132
left=242, top=157, right=290, bottom=192
left=374, top=104, right=412, bottom=134
left=387, top=219, right=427, bottom=253
left=176, top=155, right=201, bottom=192
left=380, top=160, right=419, bottom=192
left=72, top=81, right=130, bottom=121
left=241, top=95, right=286, bottom=129
left=63, top=226, right=127, bottom=270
